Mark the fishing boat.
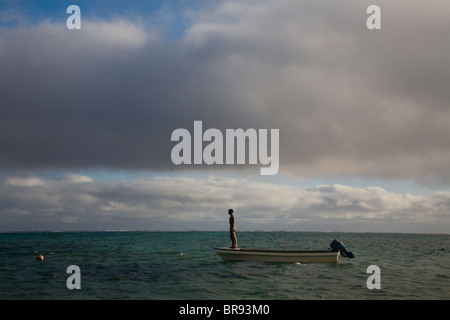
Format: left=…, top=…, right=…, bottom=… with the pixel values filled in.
left=214, top=247, right=340, bottom=263
left=214, top=239, right=354, bottom=263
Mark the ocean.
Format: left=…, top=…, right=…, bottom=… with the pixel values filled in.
left=0, top=231, right=449, bottom=300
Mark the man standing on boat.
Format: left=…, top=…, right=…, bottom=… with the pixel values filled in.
left=228, top=209, right=238, bottom=248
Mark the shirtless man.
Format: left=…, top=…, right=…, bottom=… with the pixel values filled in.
left=228, top=209, right=238, bottom=248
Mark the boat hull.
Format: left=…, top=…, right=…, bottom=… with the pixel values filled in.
left=214, top=247, right=340, bottom=263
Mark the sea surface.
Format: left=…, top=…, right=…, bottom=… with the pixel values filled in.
left=0, top=231, right=449, bottom=300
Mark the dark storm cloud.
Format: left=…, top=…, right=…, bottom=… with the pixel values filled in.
left=0, top=18, right=265, bottom=172
left=1, top=0, right=449, bottom=184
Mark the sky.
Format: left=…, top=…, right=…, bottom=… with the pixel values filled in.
left=0, top=0, right=449, bottom=233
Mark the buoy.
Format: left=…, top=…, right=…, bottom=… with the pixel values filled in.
left=36, top=255, right=44, bottom=261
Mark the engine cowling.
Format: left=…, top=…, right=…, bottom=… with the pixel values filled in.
left=330, top=239, right=355, bottom=258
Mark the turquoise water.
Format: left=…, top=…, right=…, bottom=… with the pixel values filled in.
left=0, top=231, right=449, bottom=299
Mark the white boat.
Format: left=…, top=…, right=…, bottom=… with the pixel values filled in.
left=214, top=247, right=340, bottom=263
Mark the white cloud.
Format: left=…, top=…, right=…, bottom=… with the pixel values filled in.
left=6, top=177, right=46, bottom=187
left=61, top=173, right=94, bottom=183
left=0, top=174, right=448, bottom=233
left=80, top=20, right=151, bottom=49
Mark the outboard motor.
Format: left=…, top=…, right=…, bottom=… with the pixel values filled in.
left=330, top=239, right=355, bottom=258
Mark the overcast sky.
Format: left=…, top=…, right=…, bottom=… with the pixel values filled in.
left=1, top=0, right=449, bottom=233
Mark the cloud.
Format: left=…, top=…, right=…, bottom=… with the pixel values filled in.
left=6, top=176, right=47, bottom=187
left=61, top=173, right=94, bottom=183
left=0, top=0, right=450, bottom=186
left=1, top=174, right=449, bottom=232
